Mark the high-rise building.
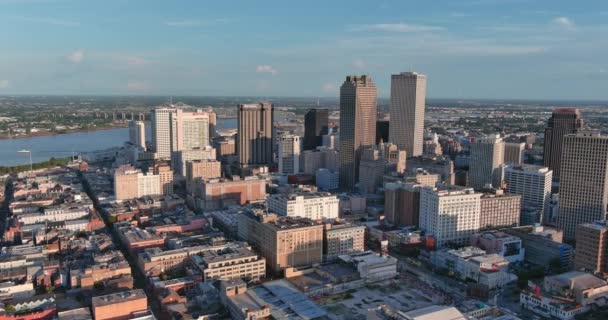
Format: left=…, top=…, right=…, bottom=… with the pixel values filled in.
left=389, top=72, right=427, bottom=157
left=278, top=134, right=301, bottom=174
left=557, top=132, right=608, bottom=240
left=339, top=75, right=377, bottom=190
left=300, top=147, right=339, bottom=175
left=315, top=168, right=339, bottom=191
left=208, top=109, right=217, bottom=141
left=358, top=146, right=385, bottom=194
left=128, top=120, right=146, bottom=150
left=384, top=181, right=422, bottom=227
left=151, top=106, right=177, bottom=159
left=153, top=163, right=173, bottom=196
left=171, top=109, right=210, bottom=151
left=543, top=108, right=583, bottom=179
left=152, top=106, right=210, bottom=160
left=186, top=160, right=222, bottom=183
left=419, top=185, right=481, bottom=248
left=479, top=189, right=521, bottom=230
left=469, top=134, right=505, bottom=190
left=504, top=142, right=525, bottom=165
left=376, top=120, right=389, bottom=145
left=504, top=164, right=552, bottom=224
left=574, top=221, right=608, bottom=275
left=303, top=108, right=328, bottom=151
left=266, top=191, right=339, bottom=220
left=237, top=209, right=323, bottom=274
left=237, top=102, right=274, bottom=167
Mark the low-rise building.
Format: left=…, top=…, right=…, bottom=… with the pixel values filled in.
left=190, top=176, right=267, bottom=211
left=504, top=225, right=573, bottom=268
left=323, top=222, right=365, bottom=260
left=429, top=247, right=515, bottom=290
left=92, top=289, right=150, bottom=320
left=520, top=271, right=608, bottom=320
left=470, top=231, right=525, bottom=263
left=190, top=244, right=266, bottom=282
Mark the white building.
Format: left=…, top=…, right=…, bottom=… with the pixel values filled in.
left=278, top=134, right=301, bottom=174
left=128, top=120, right=146, bottom=150
left=152, top=105, right=210, bottom=160
left=504, top=164, right=552, bottom=224
left=151, top=106, right=177, bottom=159
left=469, top=134, right=505, bottom=190
left=420, top=185, right=481, bottom=248
left=18, top=207, right=89, bottom=225
left=266, top=191, right=339, bottom=220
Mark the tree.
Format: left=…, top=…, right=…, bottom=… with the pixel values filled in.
left=5, top=304, right=15, bottom=313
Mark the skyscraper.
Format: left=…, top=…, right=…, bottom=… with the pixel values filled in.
left=504, top=142, right=525, bottom=165
left=237, top=102, right=274, bottom=167
left=469, top=134, right=505, bottom=190
left=339, top=75, right=377, bottom=191
left=278, top=134, right=301, bottom=174
left=543, top=108, right=583, bottom=179
left=557, top=132, right=608, bottom=240
left=389, top=72, right=427, bottom=157
left=303, top=109, right=328, bottom=150
left=504, top=164, right=553, bottom=225
left=170, top=109, right=210, bottom=151
left=128, top=120, right=146, bottom=150
left=151, top=106, right=177, bottom=159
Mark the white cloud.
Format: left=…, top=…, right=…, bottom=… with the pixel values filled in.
left=256, top=65, right=278, bottom=75
left=322, top=83, right=337, bottom=94
left=552, top=17, right=574, bottom=28
left=349, top=23, right=444, bottom=33
left=352, top=59, right=367, bottom=70
left=164, top=20, right=202, bottom=27
left=126, top=81, right=149, bottom=91
left=67, top=49, right=85, bottom=64
left=0, top=80, right=9, bottom=89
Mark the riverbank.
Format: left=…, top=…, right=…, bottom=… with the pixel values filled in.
left=0, top=125, right=128, bottom=140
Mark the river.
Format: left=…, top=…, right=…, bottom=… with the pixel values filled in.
left=0, top=118, right=237, bottom=166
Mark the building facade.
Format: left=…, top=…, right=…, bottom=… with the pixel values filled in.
left=128, top=120, right=146, bottom=150
left=389, top=71, right=427, bottom=157
left=237, top=102, right=274, bottom=167
left=384, top=182, right=421, bottom=227
left=575, top=221, right=608, bottom=275
left=303, top=108, right=328, bottom=151
left=504, top=142, right=525, bottom=165
left=479, top=190, right=521, bottom=230
left=339, top=75, right=377, bottom=191
left=324, top=223, right=366, bottom=260
left=419, top=185, right=481, bottom=248
left=557, top=132, right=608, bottom=240
left=266, top=191, right=339, bottom=220
left=543, top=108, right=583, bottom=179
left=469, top=134, right=505, bottom=190
left=504, top=164, right=553, bottom=225
left=278, top=134, right=301, bottom=174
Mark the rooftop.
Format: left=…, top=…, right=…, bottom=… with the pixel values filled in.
left=92, top=289, right=147, bottom=307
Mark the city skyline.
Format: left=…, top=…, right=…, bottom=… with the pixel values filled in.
left=0, top=1, right=607, bottom=100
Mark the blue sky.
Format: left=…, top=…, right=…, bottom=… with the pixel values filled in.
left=0, top=0, right=607, bottom=99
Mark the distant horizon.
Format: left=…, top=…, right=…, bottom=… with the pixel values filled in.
left=1, top=94, right=608, bottom=105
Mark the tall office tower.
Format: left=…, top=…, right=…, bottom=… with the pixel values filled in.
left=151, top=107, right=177, bottom=159
left=504, top=142, right=525, bottom=165
left=278, top=134, right=301, bottom=174
left=208, top=109, right=217, bottom=141
left=504, top=164, right=553, bottom=224
left=171, top=109, right=210, bottom=151
left=303, top=109, right=328, bottom=151
left=237, top=102, right=274, bottom=167
left=469, top=134, right=505, bottom=190
left=384, top=182, right=422, bottom=227
left=543, top=108, right=583, bottom=179
left=128, top=120, right=146, bottom=150
left=339, top=75, right=377, bottom=191
left=419, top=185, right=481, bottom=248
left=389, top=72, right=427, bottom=157
left=376, top=120, right=389, bottom=145
left=557, top=132, right=608, bottom=240
left=358, top=146, right=386, bottom=194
